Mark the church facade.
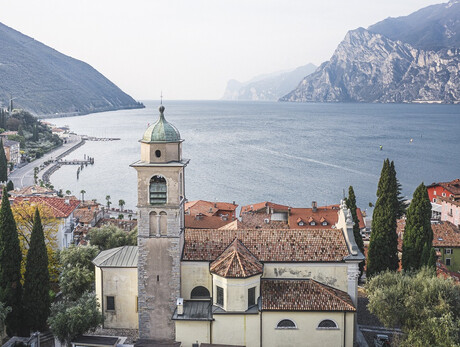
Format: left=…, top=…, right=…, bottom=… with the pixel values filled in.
left=132, top=106, right=364, bottom=347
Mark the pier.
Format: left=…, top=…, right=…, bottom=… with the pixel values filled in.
left=81, top=135, right=120, bottom=141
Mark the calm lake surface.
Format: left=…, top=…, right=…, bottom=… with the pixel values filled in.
left=45, top=101, right=460, bottom=213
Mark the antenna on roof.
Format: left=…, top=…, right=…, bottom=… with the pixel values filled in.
left=160, top=91, right=163, bottom=105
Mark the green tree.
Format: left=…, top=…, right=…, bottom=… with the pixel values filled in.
left=48, top=291, right=103, bottom=346
left=22, top=209, right=50, bottom=332
left=118, top=199, right=125, bottom=211
left=402, top=183, right=434, bottom=270
left=396, top=179, right=407, bottom=219
left=88, top=225, right=137, bottom=251
left=0, top=139, right=8, bottom=182
left=345, top=186, right=365, bottom=277
left=59, top=245, right=99, bottom=273
left=366, top=268, right=460, bottom=346
left=0, top=187, right=23, bottom=335
left=65, top=190, right=71, bottom=196
left=60, top=266, right=94, bottom=302
left=6, top=180, right=14, bottom=192
left=105, top=195, right=111, bottom=209
left=367, top=159, right=399, bottom=277
left=32, top=125, right=39, bottom=142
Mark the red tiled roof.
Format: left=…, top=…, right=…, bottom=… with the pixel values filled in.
left=428, top=179, right=460, bottom=196
left=261, top=279, right=355, bottom=311
left=185, top=200, right=238, bottom=217
left=11, top=196, right=80, bottom=218
left=432, top=222, right=460, bottom=247
left=240, top=201, right=290, bottom=216
left=210, top=239, right=263, bottom=278
left=183, top=228, right=350, bottom=262
left=185, top=215, right=233, bottom=229
left=288, top=207, right=338, bottom=229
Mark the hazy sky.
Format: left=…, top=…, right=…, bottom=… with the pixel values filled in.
left=0, top=0, right=445, bottom=100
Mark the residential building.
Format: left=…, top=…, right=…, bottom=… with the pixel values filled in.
left=93, top=246, right=138, bottom=329
left=432, top=221, right=460, bottom=272
left=3, top=139, right=20, bottom=165
left=240, top=201, right=290, bottom=228
left=9, top=185, right=56, bottom=197
left=11, top=196, right=80, bottom=249
left=438, top=196, right=460, bottom=227
left=184, top=200, right=238, bottom=229
left=131, top=106, right=363, bottom=347
left=427, top=179, right=460, bottom=203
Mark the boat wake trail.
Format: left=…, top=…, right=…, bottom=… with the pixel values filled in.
left=251, top=146, right=378, bottom=178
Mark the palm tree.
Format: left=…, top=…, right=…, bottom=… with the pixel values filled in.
left=65, top=190, right=71, bottom=196
left=106, top=195, right=112, bottom=209
left=80, top=189, right=86, bottom=201
left=118, top=199, right=125, bottom=211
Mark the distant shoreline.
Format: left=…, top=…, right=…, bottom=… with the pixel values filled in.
left=37, top=103, right=145, bottom=119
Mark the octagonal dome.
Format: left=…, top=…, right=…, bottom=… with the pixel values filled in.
left=142, top=105, right=181, bottom=143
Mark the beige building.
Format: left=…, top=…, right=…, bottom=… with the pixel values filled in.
left=93, top=246, right=139, bottom=329
left=131, top=105, right=364, bottom=347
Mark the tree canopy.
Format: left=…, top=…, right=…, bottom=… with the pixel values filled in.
left=48, top=291, right=103, bottom=346
left=402, top=182, right=435, bottom=270
left=12, top=200, right=60, bottom=283
left=22, top=209, right=50, bottom=332
left=367, top=268, right=460, bottom=346
left=88, top=225, right=137, bottom=251
left=0, top=188, right=23, bottom=335
left=367, top=159, right=399, bottom=277
left=0, top=139, right=8, bottom=182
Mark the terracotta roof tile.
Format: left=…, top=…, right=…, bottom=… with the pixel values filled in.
left=432, top=222, right=460, bottom=247
left=185, top=215, right=233, bottom=229
left=428, top=179, right=460, bottom=196
left=261, top=279, right=355, bottom=311
left=183, top=228, right=350, bottom=262
left=12, top=196, right=80, bottom=218
left=288, top=207, right=338, bottom=228
left=185, top=200, right=238, bottom=217
left=240, top=201, right=290, bottom=216
left=210, top=239, right=263, bottom=278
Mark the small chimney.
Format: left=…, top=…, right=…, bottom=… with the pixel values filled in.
left=312, top=201, right=317, bottom=212
left=232, top=201, right=235, bottom=205
left=65, top=198, right=70, bottom=205
left=214, top=203, right=217, bottom=208
left=177, top=298, right=184, bottom=315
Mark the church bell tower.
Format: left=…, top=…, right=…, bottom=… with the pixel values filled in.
left=131, top=105, right=188, bottom=341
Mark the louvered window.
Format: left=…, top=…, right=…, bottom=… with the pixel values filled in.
left=248, top=287, right=256, bottom=308
left=216, top=286, right=224, bottom=306
left=150, top=176, right=167, bottom=205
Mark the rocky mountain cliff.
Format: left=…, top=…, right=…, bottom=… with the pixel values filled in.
left=0, top=22, right=143, bottom=116
left=222, top=64, right=316, bottom=101
left=281, top=1, right=460, bottom=104
left=280, top=28, right=460, bottom=103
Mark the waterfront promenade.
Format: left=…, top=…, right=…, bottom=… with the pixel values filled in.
left=9, top=134, right=83, bottom=188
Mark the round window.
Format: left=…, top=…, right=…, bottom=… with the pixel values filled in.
left=155, top=150, right=161, bottom=158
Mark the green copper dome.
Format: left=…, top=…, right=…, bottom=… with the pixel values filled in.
left=142, top=105, right=181, bottom=143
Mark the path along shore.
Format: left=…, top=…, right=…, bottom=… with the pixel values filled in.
left=9, top=134, right=85, bottom=189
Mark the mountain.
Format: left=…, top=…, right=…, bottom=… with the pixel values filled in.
left=368, top=0, right=460, bottom=51
left=222, top=64, right=316, bottom=101
left=281, top=1, right=460, bottom=104
left=0, top=22, right=143, bottom=116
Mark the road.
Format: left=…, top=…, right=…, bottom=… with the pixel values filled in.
left=9, top=134, right=82, bottom=188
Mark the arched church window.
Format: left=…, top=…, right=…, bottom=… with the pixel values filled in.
left=317, top=319, right=338, bottom=329
left=160, top=211, right=167, bottom=236
left=149, top=211, right=157, bottom=236
left=276, top=319, right=297, bottom=329
left=191, top=286, right=210, bottom=299
left=150, top=175, right=167, bottom=205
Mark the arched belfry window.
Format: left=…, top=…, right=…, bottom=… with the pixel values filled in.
left=191, top=286, right=210, bottom=299
left=150, top=175, right=167, bottom=205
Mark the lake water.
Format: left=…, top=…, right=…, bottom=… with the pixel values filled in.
left=45, top=101, right=460, bottom=214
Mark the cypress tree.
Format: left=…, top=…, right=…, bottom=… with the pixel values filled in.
left=0, top=187, right=23, bottom=335
left=367, top=159, right=399, bottom=277
left=402, top=183, right=433, bottom=270
left=23, top=208, right=50, bottom=332
left=345, top=186, right=365, bottom=276
left=0, top=139, right=8, bottom=182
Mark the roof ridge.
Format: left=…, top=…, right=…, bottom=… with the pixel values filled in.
left=234, top=249, right=246, bottom=277
left=223, top=251, right=236, bottom=277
